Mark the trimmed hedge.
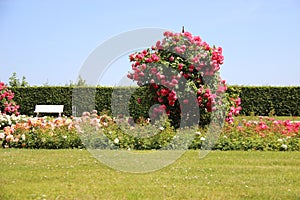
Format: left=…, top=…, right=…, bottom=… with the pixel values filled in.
left=13, top=87, right=74, bottom=116
left=11, top=86, right=300, bottom=117
left=231, top=86, right=300, bottom=116
left=12, top=86, right=151, bottom=118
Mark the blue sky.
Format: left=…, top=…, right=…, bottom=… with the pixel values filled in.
left=0, top=0, right=299, bottom=86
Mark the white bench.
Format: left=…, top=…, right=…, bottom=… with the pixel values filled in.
left=34, top=105, right=64, bottom=117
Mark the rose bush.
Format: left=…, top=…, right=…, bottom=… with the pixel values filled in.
left=0, top=113, right=28, bottom=130
left=0, top=82, right=20, bottom=115
left=127, top=30, right=241, bottom=128
left=1, top=116, right=83, bottom=148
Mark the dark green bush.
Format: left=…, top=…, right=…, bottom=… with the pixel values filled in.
left=234, top=86, right=300, bottom=116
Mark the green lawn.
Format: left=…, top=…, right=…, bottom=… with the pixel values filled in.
left=0, top=149, right=299, bottom=200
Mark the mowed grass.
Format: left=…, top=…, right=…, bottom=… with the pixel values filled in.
left=0, top=149, right=300, bottom=200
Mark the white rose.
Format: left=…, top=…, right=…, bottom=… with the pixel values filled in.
left=114, top=138, right=119, bottom=144
left=281, top=144, right=287, bottom=150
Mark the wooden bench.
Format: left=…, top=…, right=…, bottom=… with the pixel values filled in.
left=34, top=105, right=64, bottom=117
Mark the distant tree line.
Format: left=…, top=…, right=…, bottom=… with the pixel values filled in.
left=7, top=72, right=87, bottom=87
left=8, top=72, right=29, bottom=87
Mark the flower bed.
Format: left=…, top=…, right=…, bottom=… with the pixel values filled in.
left=0, top=113, right=299, bottom=150
left=0, top=115, right=83, bottom=149
left=212, top=116, right=300, bottom=151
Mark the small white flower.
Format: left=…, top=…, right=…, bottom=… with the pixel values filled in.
left=277, top=139, right=283, bottom=142
left=159, top=127, right=164, bottom=131
left=281, top=144, right=287, bottom=150
left=62, top=135, right=67, bottom=139
left=114, top=138, right=119, bottom=144
left=21, top=134, right=26, bottom=141
left=195, top=131, right=201, bottom=135
left=200, top=137, right=206, bottom=141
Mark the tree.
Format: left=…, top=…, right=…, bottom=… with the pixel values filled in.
left=8, top=72, right=19, bottom=87
left=76, top=76, right=87, bottom=86
left=21, top=76, right=28, bottom=87
left=8, top=72, right=29, bottom=87
left=67, top=76, right=87, bottom=87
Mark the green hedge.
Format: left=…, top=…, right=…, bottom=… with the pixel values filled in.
left=231, top=86, right=300, bottom=116
left=11, top=86, right=300, bottom=117
left=13, top=87, right=74, bottom=116
left=12, top=86, right=151, bottom=118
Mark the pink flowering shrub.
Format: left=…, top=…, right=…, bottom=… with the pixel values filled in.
left=226, top=97, right=242, bottom=124
left=211, top=116, right=300, bottom=151
left=127, top=31, right=241, bottom=127
left=0, top=82, right=20, bottom=115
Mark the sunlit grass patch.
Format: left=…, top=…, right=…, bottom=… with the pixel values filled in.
left=0, top=149, right=299, bottom=199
